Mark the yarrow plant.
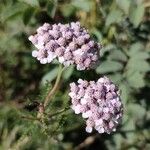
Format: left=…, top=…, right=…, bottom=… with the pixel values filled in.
left=69, top=77, right=123, bottom=133
left=28, top=22, right=123, bottom=134
left=29, top=22, right=101, bottom=70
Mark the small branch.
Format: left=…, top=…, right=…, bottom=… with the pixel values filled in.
left=21, top=115, right=40, bottom=121
left=44, top=64, right=65, bottom=108
left=47, top=107, right=70, bottom=118
left=75, top=134, right=99, bottom=150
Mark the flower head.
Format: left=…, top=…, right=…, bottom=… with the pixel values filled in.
left=69, top=76, right=123, bottom=134
left=29, top=22, right=101, bottom=70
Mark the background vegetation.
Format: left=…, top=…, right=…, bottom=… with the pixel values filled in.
left=0, top=0, right=150, bottom=149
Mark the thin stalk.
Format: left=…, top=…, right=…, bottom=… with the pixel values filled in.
left=47, top=107, right=70, bottom=118
left=44, top=64, right=64, bottom=108
left=21, top=116, right=40, bottom=121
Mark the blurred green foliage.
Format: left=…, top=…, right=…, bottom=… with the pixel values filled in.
left=0, top=0, right=150, bottom=149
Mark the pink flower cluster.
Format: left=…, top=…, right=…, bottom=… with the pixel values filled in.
left=28, top=22, right=101, bottom=70
left=69, top=76, right=123, bottom=134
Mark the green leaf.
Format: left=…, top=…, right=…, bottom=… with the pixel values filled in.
left=130, top=52, right=149, bottom=60
left=119, top=82, right=130, bottom=104
left=23, top=7, right=35, bottom=25
left=107, top=73, right=122, bottom=83
left=113, top=134, right=123, bottom=150
left=61, top=4, right=75, bottom=17
left=127, top=59, right=150, bottom=72
left=47, top=0, right=57, bottom=18
left=122, top=119, right=136, bottom=143
left=0, top=3, right=26, bottom=22
left=127, top=72, right=145, bottom=88
left=63, top=66, right=74, bottom=80
left=92, top=28, right=102, bottom=41
left=19, top=0, right=39, bottom=7
left=105, top=9, right=123, bottom=26
left=100, top=44, right=116, bottom=56
left=128, top=103, right=146, bottom=120
left=71, top=0, right=93, bottom=12
left=129, top=4, right=145, bottom=27
left=108, top=26, right=116, bottom=39
left=128, top=42, right=144, bottom=56
left=108, top=49, right=127, bottom=62
left=41, top=67, right=58, bottom=86
left=96, top=60, right=123, bottom=74
left=116, top=0, right=130, bottom=14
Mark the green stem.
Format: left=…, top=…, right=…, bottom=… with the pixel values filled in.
left=47, top=107, right=70, bottom=118
left=21, top=115, right=40, bottom=121
left=44, top=64, right=64, bottom=108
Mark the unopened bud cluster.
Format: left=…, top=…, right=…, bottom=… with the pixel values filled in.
left=69, top=77, right=123, bottom=134
left=29, top=22, right=101, bottom=70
